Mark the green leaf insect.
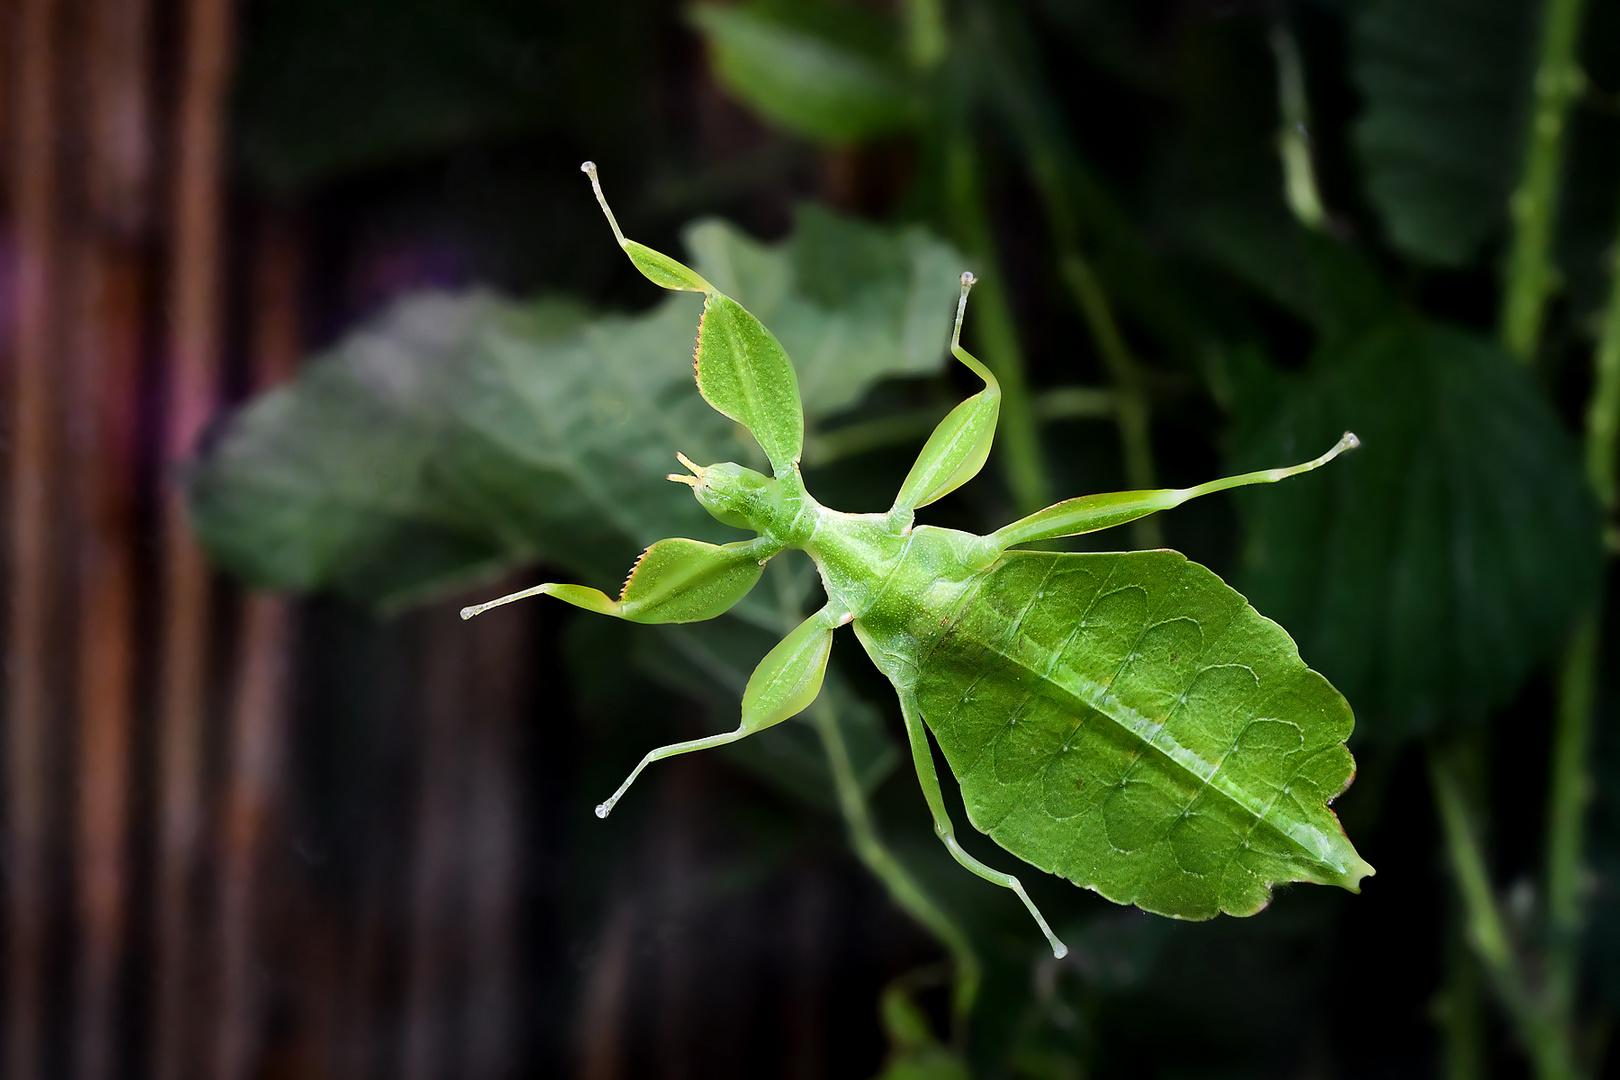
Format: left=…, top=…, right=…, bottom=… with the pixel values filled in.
left=463, top=163, right=1375, bottom=958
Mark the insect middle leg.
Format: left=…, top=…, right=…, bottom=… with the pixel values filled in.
left=594, top=603, right=843, bottom=819
left=592, top=725, right=750, bottom=819
left=897, top=690, right=1069, bottom=958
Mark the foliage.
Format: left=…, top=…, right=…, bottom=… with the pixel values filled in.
left=1233, top=317, right=1602, bottom=739
left=190, top=209, right=963, bottom=605
left=687, top=1, right=918, bottom=142
left=1350, top=0, right=1537, bottom=265
left=209, top=0, right=1620, bottom=1075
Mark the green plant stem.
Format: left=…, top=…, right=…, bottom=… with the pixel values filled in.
left=804, top=389, right=1116, bottom=468
left=945, top=133, right=1052, bottom=515
left=1542, top=190, right=1620, bottom=1046
left=1429, top=745, right=1520, bottom=1007
left=1500, top=0, right=1589, bottom=362
left=1586, top=214, right=1620, bottom=518
left=1430, top=742, right=1582, bottom=1080
left=1432, top=734, right=1491, bottom=1080
left=765, top=563, right=982, bottom=1031
left=1008, top=108, right=1162, bottom=545
left=1439, top=922, right=1487, bottom=1080
left=809, top=698, right=982, bottom=1029
left=1546, top=614, right=1596, bottom=1020
left=970, top=7, right=1164, bottom=543
left=1269, top=23, right=1327, bottom=232
left=1036, top=386, right=1118, bottom=422
left=902, top=0, right=946, bottom=70
left=1056, top=252, right=1161, bottom=548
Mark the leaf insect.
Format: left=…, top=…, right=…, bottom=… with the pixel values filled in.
left=463, top=163, right=1375, bottom=958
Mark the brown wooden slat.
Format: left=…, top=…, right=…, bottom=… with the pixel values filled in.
left=578, top=902, right=638, bottom=1080
left=67, top=239, right=142, bottom=1080
left=455, top=603, right=520, bottom=1078
left=214, top=207, right=303, bottom=1080
left=154, top=0, right=234, bottom=1075
left=5, top=1, right=64, bottom=1075
left=70, top=2, right=152, bottom=1074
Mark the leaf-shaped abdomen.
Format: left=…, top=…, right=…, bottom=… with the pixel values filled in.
left=915, top=550, right=1372, bottom=920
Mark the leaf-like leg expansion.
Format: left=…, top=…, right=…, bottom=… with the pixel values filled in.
left=988, top=431, right=1360, bottom=550
left=582, top=161, right=713, bottom=293
left=460, top=536, right=776, bottom=624
left=583, top=161, right=804, bottom=475
left=595, top=604, right=842, bottom=818
left=889, top=273, right=1002, bottom=520
left=897, top=690, right=1069, bottom=959
left=460, top=581, right=626, bottom=621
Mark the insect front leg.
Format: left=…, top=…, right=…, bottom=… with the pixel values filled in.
left=897, top=690, right=1069, bottom=959
left=887, top=273, right=1002, bottom=526
left=593, top=603, right=845, bottom=818
left=460, top=536, right=779, bottom=625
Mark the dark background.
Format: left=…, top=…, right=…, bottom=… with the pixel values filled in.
left=3, top=0, right=1620, bottom=1077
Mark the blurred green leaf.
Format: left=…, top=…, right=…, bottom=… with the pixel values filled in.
left=688, top=0, right=918, bottom=143
left=874, top=983, right=972, bottom=1080
left=1180, top=197, right=1389, bottom=344
left=189, top=209, right=962, bottom=607
left=1350, top=0, right=1536, bottom=266
left=1233, top=317, right=1602, bottom=740
left=692, top=206, right=965, bottom=414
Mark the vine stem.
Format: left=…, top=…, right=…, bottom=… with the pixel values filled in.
left=808, top=699, right=982, bottom=1029
left=1429, top=745, right=1581, bottom=1080
left=902, top=0, right=946, bottom=70
left=1584, top=206, right=1620, bottom=521
left=765, top=563, right=982, bottom=1032
left=1445, top=3, right=1595, bottom=1074
left=945, top=133, right=1052, bottom=515
left=804, top=389, right=1116, bottom=468
left=1014, top=135, right=1161, bottom=547
left=1542, top=189, right=1620, bottom=1048
left=1056, top=252, right=1160, bottom=548
left=1500, top=0, right=1588, bottom=362
left=1437, top=922, right=1486, bottom=1080
left=966, top=7, right=1161, bottom=544
left=1269, top=22, right=1327, bottom=232
left=1545, top=615, right=1597, bottom=1022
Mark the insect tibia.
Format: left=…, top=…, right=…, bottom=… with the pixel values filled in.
left=460, top=582, right=555, bottom=620
left=1257, top=429, right=1359, bottom=482
left=953, top=273, right=976, bottom=345
left=580, top=160, right=628, bottom=247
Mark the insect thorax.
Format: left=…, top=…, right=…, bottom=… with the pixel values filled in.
left=808, top=522, right=996, bottom=685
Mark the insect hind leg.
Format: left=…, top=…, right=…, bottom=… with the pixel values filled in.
left=897, top=692, right=1068, bottom=958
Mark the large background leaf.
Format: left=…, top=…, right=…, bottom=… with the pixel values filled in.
left=1350, top=0, right=1537, bottom=266
left=188, top=209, right=963, bottom=606
left=1232, top=317, right=1602, bottom=740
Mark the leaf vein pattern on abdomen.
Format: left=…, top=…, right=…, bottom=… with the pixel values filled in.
left=915, top=551, right=1360, bottom=918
